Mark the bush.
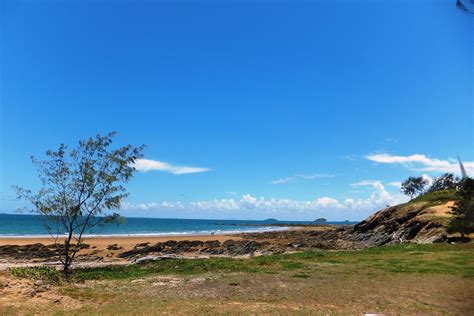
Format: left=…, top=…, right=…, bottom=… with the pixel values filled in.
left=10, top=266, right=61, bottom=284
left=447, top=178, right=474, bottom=238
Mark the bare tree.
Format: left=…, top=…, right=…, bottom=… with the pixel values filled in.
left=14, top=132, right=144, bottom=275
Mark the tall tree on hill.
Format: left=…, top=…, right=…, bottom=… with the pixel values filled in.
left=13, top=132, right=144, bottom=275
left=401, top=176, right=429, bottom=200
left=447, top=178, right=474, bottom=239
left=428, top=173, right=459, bottom=193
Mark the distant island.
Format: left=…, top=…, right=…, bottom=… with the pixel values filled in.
left=313, top=218, right=327, bottom=223
left=263, top=218, right=278, bottom=222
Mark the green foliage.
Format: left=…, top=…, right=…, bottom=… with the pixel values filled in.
left=10, top=266, right=61, bottom=284
left=401, top=176, right=429, bottom=199
left=13, top=132, right=144, bottom=274
left=409, top=189, right=458, bottom=205
left=447, top=178, right=474, bottom=237
left=428, top=173, right=459, bottom=193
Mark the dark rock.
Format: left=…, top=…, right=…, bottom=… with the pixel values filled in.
left=222, top=240, right=264, bottom=255
left=135, top=242, right=150, bottom=248
left=203, top=240, right=221, bottom=248
left=107, top=244, right=122, bottom=251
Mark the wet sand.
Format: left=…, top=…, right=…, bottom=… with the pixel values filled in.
left=0, top=234, right=242, bottom=249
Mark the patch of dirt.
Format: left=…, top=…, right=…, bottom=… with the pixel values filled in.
left=0, top=274, right=82, bottom=312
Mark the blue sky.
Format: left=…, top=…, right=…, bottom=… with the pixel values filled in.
left=1, top=0, right=473, bottom=220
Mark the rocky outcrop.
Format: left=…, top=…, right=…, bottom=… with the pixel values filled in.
left=348, top=202, right=450, bottom=247
left=242, top=201, right=455, bottom=250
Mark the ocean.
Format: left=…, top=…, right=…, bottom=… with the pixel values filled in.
left=0, top=214, right=354, bottom=237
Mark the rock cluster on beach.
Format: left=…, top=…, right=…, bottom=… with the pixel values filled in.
left=0, top=243, right=58, bottom=261
left=118, top=239, right=281, bottom=260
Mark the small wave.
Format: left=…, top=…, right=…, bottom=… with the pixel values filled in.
left=0, top=226, right=289, bottom=238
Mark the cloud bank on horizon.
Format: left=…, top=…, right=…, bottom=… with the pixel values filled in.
left=122, top=180, right=406, bottom=221
left=120, top=152, right=472, bottom=220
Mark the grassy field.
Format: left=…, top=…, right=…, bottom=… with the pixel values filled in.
left=409, top=189, right=458, bottom=206
left=1, top=243, right=474, bottom=315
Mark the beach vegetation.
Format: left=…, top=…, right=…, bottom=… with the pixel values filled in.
left=66, top=243, right=473, bottom=282
left=13, top=132, right=144, bottom=276
left=401, top=176, right=429, bottom=199
left=10, top=266, right=61, bottom=284
left=409, top=189, right=458, bottom=205
left=5, top=243, right=473, bottom=314
left=447, top=178, right=474, bottom=238
left=427, top=173, right=459, bottom=193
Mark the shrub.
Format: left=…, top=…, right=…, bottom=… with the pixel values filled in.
left=10, top=266, right=61, bottom=284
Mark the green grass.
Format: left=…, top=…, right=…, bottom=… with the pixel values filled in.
left=67, top=243, right=474, bottom=282
left=409, top=189, right=458, bottom=206
left=8, top=244, right=473, bottom=285
left=10, top=266, right=61, bottom=284
left=5, top=243, right=474, bottom=315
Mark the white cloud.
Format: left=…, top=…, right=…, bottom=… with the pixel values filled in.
left=315, top=197, right=344, bottom=208
left=134, top=158, right=210, bottom=175
left=271, top=174, right=334, bottom=185
left=388, top=181, right=402, bottom=188
left=122, top=181, right=406, bottom=221
left=271, top=177, right=297, bottom=184
left=351, top=180, right=381, bottom=187
left=365, top=153, right=474, bottom=175
left=421, top=174, right=434, bottom=187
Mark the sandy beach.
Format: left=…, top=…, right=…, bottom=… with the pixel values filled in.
left=0, top=234, right=241, bottom=248
left=0, top=234, right=244, bottom=265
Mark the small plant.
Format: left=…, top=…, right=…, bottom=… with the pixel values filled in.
left=10, top=266, right=61, bottom=285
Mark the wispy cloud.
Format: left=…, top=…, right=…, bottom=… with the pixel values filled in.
left=351, top=180, right=381, bottom=187
left=388, top=181, right=402, bottom=188
left=271, top=174, right=334, bottom=185
left=134, top=158, right=210, bottom=175
left=353, top=180, right=406, bottom=190
left=271, top=177, right=297, bottom=185
left=365, top=153, right=474, bottom=175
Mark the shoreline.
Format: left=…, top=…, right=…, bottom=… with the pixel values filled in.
left=0, top=226, right=290, bottom=243
left=0, top=233, right=246, bottom=247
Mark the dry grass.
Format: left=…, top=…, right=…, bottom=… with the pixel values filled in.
left=1, top=243, right=473, bottom=315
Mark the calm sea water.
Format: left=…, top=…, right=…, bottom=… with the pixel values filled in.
left=0, top=214, right=354, bottom=237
